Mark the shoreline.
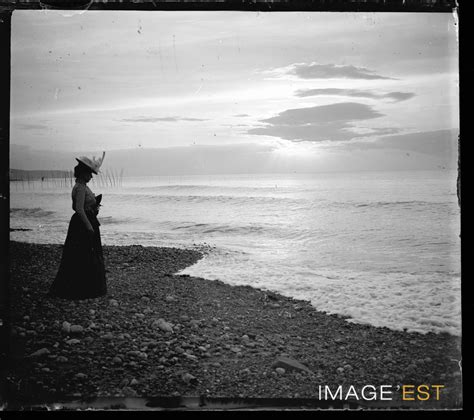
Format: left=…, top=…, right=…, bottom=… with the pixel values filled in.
left=5, top=241, right=462, bottom=409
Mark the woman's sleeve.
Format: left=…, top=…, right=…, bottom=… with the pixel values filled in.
left=75, top=184, right=94, bottom=232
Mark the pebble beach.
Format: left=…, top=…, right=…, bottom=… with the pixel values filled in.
left=5, top=241, right=462, bottom=410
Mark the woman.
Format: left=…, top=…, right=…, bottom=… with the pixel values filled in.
left=49, top=152, right=107, bottom=300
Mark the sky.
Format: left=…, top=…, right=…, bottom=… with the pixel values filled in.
left=10, top=10, right=459, bottom=175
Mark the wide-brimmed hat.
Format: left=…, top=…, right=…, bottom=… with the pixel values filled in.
left=76, top=151, right=106, bottom=174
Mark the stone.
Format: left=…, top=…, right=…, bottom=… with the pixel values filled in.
left=62, top=322, right=71, bottom=333
left=275, top=367, right=286, bottom=375
left=101, top=333, right=114, bottom=341
left=66, top=339, right=81, bottom=345
left=109, top=299, right=119, bottom=307
left=122, top=386, right=138, bottom=397
left=181, top=373, right=198, bottom=385
left=29, top=348, right=50, bottom=358
left=271, top=356, right=313, bottom=374
left=184, top=353, right=198, bottom=361
left=165, top=295, right=177, bottom=303
left=112, top=357, right=122, bottom=364
left=57, top=356, right=68, bottom=363
left=189, top=320, right=200, bottom=330
left=336, top=367, right=345, bottom=374
left=130, top=378, right=139, bottom=386
left=70, top=325, right=84, bottom=334
left=75, top=373, right=87, bottom=379
left=153, top=319, right=174, bottom=333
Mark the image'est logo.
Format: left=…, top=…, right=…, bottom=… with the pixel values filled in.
left=401, top=385, right=445, bottom=401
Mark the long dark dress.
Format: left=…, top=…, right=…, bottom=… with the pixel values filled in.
left=49, top=184, right=107, bottom=300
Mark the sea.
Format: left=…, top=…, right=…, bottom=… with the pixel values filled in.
left=10, top=170, right=461, bottom=336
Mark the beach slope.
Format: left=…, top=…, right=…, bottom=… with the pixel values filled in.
left=4, top=241, right=462, bottom=408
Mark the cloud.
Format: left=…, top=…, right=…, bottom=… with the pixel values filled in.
left=295, top=88, right=415, bottom=102
left=121, top=116, right=207, bottom=123
left=18, top=123, right=49, bottom=131
left=248, top=102, right=392, bottom=142
left=346, top=129, right=459, bottom=157
left=268, top=63, right=394, bottom=80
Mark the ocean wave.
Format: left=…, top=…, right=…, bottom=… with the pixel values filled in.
left=351, top=200, right=446, bottom=208
left=10, top=207, right=56, bottom=218
left=170, top=221, right=273, bottom=236
left=109, top=192, right=304, bottom=206
left=99, top=216, right=141, bottom=225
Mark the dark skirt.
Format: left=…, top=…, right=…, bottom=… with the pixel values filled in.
left=49, top=212, right=107, bottom=300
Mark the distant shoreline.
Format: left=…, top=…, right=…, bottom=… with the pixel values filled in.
left=6, top=240, right=462, bottom=408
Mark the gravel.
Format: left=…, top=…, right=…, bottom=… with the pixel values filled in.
left=5, top=241, right=462, bottom=408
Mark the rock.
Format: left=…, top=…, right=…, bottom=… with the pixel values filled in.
left=122, top=386, right=138, bottom=397
left=101, top=333, right=114, bottom=341
left=57, top=356, right=68, bottom=363
left=62, top=322, right=71, bottom=333
left=70, top=325, right=84, bottom=334
left=29, top=348, right=50, bottom=357
left=112, top=357, right=122, bottom=364
left=152, top=319, right=174, bottom=333
left=189, top=320, right=200, bottom=330
left=130, top=378, right=139, bottom=386
left=75, top=373, right=87, bottom=379
left=230, top=346, right=242, bottom=353
left=241, top=335, right=250, bottom=342
left=66, top=339, right=81, bottom=345
left=119, top=379, right=129, bottom=388
left=182, top=373, right=198, bottom=385
left=41, top=367, right=51, bottom=373
left=275, top=367, right=286, bottom=375
left=89, top=309, right=96, bottom=315
left=109, top=299, right=119, bottom=307
left=165, top=295, right=177, bottom=303
left=336, top=367, right=345, bottom=374
left=271, top=356, right=313, bottom=374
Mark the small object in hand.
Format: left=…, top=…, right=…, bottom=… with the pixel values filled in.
left=94, top=194, right=102, bottom=215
